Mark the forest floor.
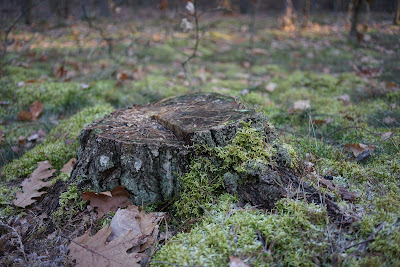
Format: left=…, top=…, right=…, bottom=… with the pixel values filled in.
left=1, top=8, right=400, bottom=266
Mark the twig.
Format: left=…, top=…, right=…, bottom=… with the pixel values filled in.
left=343, top=221, right=387, bottom=252
left=181, top=0, right=200, bottom=91
left=0, top=220, right=28, bottom=264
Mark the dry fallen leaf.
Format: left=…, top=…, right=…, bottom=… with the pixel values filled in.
left=318, top=177, right=359, bottom=201
left=82, top=186, right=132, bottom=218
left=17, top=109, right=33, bottom=121
left=0, top=130, right=4, bottom=144
left=265, top=82, right=277, bottom=93
left=318, top=177, right=336, bottom=191
left=293, top=100, right=310, bottom=111
left=382, top=116, right=397, bottom=125
left=68, top=226, right=146, bottom=267
left=13, top=161, right=56, bottom=208
left=80, top=83, right=90, bottom=90
left=17, top=100, right=43, bottom=121
left=229, top=255, right=249, bottom=267
left=345, top=143, right=375, bottom=157
left=252, top=48, right=269, bottom=56
left=53, top=63, right=68, bottom=79
left=381, top=131, right=392, bottom=141
left=108, top=205, right=164, bottom=244
left=17, top=135, right=26, bottom=146
left=336, top=94, right=351, bottom=105
left=338, top=187, right=360, bottom=201
left=60, top=158, right=77, bottom=173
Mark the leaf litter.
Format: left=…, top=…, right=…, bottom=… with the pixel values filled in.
left=81, top=186, right=133, bottom=218
left=68, top=204, right=164, bottom=267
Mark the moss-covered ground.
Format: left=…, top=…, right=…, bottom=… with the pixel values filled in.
left=0, top=8, right=399, bottom=266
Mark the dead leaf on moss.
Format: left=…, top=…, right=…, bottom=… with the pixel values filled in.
left=381, top=131, right=392, bottom=140
left=53, top=63, right=68, bottom=79
left=17, top=79, right=41, bottom=87
left=318, top=177, right=359, bottom=201
left=17, top=100, right=43, bottom=121
left=13, top=161, right=56, bottom=208
left=17, top=135, right=26, bottom=146
left=60, top=158, right=77, bottom=173
left=318, top=177, right=336, bottom=191
left=229, top=255, right=249, bottom=267
left=293, top=100, right=310, bottom=111
left=265, top=82, right=277, bottom=93
left=108, top=205, right=164, bottom=244
left=82, top=186, right=132, bottom=218
left=68, top=226, right=146, bottom=267
left=338, top=187, right=360, bottom=201
left=345, top=143, right=375, bottom=157
left=382, top=116, right=397, bottom=125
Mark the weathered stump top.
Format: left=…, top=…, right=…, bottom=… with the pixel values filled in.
left=84, top=93, right=261, bottom=146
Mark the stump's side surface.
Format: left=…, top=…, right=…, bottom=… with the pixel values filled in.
left=71, top=93, right=273, bottom=205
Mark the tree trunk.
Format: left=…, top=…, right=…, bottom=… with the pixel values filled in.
left=240, top=0, right=249, bottom=14
left=71, top=93, right=349, bottom=222
left=100, top=0, right=110, bottom=17
left=395, top=0, right=400, bottom=25
left=303, top=0, right=311, bottom=27
left=22, top=0, right=32, bottom=25
left=349, top=0, right=362, bottom=41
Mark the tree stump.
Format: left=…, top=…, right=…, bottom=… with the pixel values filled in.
left=71, top=93, right=345, bottom=221
left=71, top=93, right=271, bottom=205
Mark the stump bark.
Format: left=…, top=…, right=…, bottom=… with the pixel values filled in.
left=71, top=93, right=345, bottom=222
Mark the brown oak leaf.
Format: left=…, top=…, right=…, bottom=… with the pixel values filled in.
left=82, top=186, right=132, bottom=218
left=60, top=158, right=77, bottom=173
left=108, top=205, right=165, bottom=252
left=13, top=161, right=56, bottom=208
left=345, top=143, right=375, bottom=157
left=17, top=100, right=43, bottom=121
left=68, top=226, right=146, bottom=267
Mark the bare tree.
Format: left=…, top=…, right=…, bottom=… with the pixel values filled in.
left=349, top=0, right=362, bottom=41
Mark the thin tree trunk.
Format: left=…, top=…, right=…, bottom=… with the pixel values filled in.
left=303, top=0, right=311, bottom=27
left=100, top=0, right=110, bottom=17
left=240, top=0, right=249, bottom=14
left=63, top=0, right=69, bottom=19
left=23, top=0, right=32, bottom=25
left=349, top=0, right=362, bottom=41
left=395, top=0, right=400, bottom=25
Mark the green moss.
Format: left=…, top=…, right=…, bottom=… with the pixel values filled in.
left=51, top=183, right=87, bottom=226
left=175, top=123, right=278, bottom=219
left=153, top=198, right=330, bottom=266
left=2, top=105, right=113, bottom=180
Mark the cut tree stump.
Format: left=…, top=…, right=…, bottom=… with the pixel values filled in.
left=71, top=93, right=347, bottom=222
